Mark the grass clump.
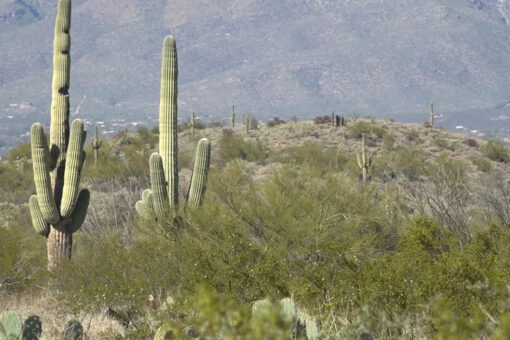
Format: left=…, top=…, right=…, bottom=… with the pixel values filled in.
left=482, top=140, right=509, bottom=163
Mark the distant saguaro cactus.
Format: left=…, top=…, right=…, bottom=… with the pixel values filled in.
left=136, top=36, right=211, bottom=221
left=90, top=125, right=102, bottom=167
left=331, top=111, right=335, bottom=126
left=29, top=0, right=89, bottom=269
left=231, top=104, right=236, bottom=127
left=429, top=103, right=434, bottom=128
left=357, top=133, right=372, bottom=184
left=190, top=111, right=195, bottom=141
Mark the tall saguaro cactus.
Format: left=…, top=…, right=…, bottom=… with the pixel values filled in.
left=90, top=125, right=102, bottom=167
left=231, top=104, right=235, bottom=127
left=357, top=133, right=372, bottom=184
left=429, top=103, right=434, bottom=127
left=136, top=36, right=211, bottom=221
left=29, top=0, right=89, bottom=269
left=190, top=112, right=195, bottom=141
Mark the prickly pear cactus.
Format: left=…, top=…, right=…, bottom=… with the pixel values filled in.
left=136, top=36, right=211, bottom=221
left=61, top=320, right=83, bottom=340
left=22, top=315, right=43, bottom=340
left=251, top=298, right=321, bottom=339
left=154, top=322, right=184, bottom=340
left=0, top=312, right=22, bottom=340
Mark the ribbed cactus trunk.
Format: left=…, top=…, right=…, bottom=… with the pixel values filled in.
left=29, top=0, right=89, bottom=269
left=231, top=104, right=235, bottom=127
left=357, top=133, right=372, bottom=184
left=160, top=36, right=179, bottom=211
left=48, top=0, right=72, bottom=266
left=190, top=112, right=195, bottom=141
left=429, top=103, right=434, bottom=127
left=90, top=125, right=102, bottom=168
left=136, top=36, right=211, bottom=221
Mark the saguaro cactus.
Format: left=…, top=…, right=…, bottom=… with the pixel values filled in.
left=357, top=133, right=372, bottom=184
left=429, top=103, right=434, bottom=127
left=136, top=36, right=211, bottom=221
left=331, top=111, right=335, bottom=126
left=231, top=104, right=235, bottom=127
left=190, top=112, right=195, bottom=140
left=90, top=125, right=102, bottom=167
left=28, top=0, right=89, bottom=269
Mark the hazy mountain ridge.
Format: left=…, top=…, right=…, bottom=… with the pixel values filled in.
left=1, top=0, right=510, bottom=152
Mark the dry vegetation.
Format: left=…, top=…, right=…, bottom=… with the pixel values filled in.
left=2, top=118, right=510, bottom=338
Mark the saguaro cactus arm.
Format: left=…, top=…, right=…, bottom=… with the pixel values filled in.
left=150, top=153, right=169, bottom=220
left=187, top=138, right=211, bottom=209
left=31, top=123, right=60, bottom=224
left=60, top=119, right=86, bottom=217
left=29, top=195, right=50, bottom=236
left=70, top=188, right=90, bottom=233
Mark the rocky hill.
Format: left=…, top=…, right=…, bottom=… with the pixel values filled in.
left=2, top=0, right=510, bottom=151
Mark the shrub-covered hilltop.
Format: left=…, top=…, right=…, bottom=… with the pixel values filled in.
left=3, top=114, right=510, bottom=338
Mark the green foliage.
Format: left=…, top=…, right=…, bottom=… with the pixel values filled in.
left=474, top=157, right=493, bottom=173
left=348, top=121, right=385, bottom=139
left=6, top=143, right=30, bottom=164
left=381, top=132, right=395, bottom=153
left=0, top=225, right=45, bottom=295
left=482, top=140, right=509, bottom=163
left=217, top=134, right=267, bottom=164
left=270, top=142, right=348, bottom=170
left=0, top=163, right=33, bottom=203
left=392, top=146, right=427, bottom=181
left=0, top=312, right=22, bottom=340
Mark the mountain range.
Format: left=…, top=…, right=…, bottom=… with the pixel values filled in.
left=2, top=0, right=510, bottom=152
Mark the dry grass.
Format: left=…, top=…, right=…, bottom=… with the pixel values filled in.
left=0, top=292, right=125, bottom=339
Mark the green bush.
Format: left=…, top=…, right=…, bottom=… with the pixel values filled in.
left=348, top=121, right=385, bottom=139
left=217, top=134, right=267, bottom=164
left=392, top=146, right=427, bottom=181
left=270, top=142, right=348, bottom=171
left=482, top=140, right=509, bottom=163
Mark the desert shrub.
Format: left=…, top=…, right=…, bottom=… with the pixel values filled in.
left=313, top=115, right=330, bottom=125
left=0, top=224, right=45, bottom=296
left=463, top=138, right=478, bottom=147
left=266, top=117, right=286, bottom=128
left=432, top=137, right=451, bottom=150
left=381, top=132, right=395, bottom=153
left=221, top=128, right=233, bottom=137
left=474, top=157, right=492, bottom=173
left=482, top=140, right=509, bottom=163
left=82, top=134, right=151, bottom=180
left=365, top=138, right=377, bottom=147
left=217, top=135, right=267, bottom=164
left=0, top=163, right=34, bottom=202
left=405, top=130, right=420, bottom=142
left=6, top=142, right=31, bottom=164
left=208, top=120, right=223, bottom=128
left=348, top=121, right=385, bottom=139
left=137, top=126, right=158, bottom=147
left=270, top=142, right=348, bottom=171
left=392, top=146, right=427, bottom=181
